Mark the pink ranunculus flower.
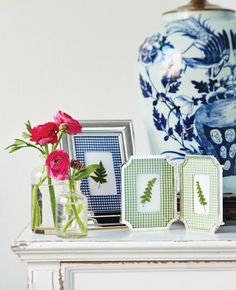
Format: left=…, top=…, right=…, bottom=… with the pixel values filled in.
left=30, top=122, right=59, bottom=145
left=54, top=111, right=82, bottom=134
left=46, top=150, right=70, bottom=180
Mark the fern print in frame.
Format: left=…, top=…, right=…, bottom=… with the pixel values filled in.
left=180, top=156, right=223, bottom=233
left=195, top=178, right=208, bottom=214
left=140, top=177, right=158, bottom=207
left=196, top=181, right=207, bottom=210
left=121, top=156, right=176, bottom=230
left=138, top=4, right=236, bottom=194
left=91, top=161, right=108, bottom=188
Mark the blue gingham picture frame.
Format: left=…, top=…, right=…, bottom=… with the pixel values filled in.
left=62, top=120, right=135, bottom=215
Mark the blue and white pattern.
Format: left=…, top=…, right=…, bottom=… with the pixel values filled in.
left=139, top=14, right=236, bottom=178
left=73, top=135, right=122, bottom=212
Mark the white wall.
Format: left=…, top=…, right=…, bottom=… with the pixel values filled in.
left=0, top=1, right=236, bottom=289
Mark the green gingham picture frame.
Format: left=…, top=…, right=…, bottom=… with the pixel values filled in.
left=180, top=155, right=224, bottom=233
left=121, top=156, right=177, bottom=230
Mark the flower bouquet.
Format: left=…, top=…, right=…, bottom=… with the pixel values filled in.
left=6, top=111, right=107, bottom=235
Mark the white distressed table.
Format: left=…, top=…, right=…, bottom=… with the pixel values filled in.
left=12, top=222, right=236, bottom=290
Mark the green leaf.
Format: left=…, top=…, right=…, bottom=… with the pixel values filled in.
left=9, top=145, right=25, bottom=153
left=196, top=180, right=207, bottom=210
left=5, top=144, right=15, bottom=150
left=22, top=131, right=31, bottom=139
left=6, top=138, right=45, bottom=154
left=5, top=140, right=26, bottom=152
left=14, top=139, right=26, bottom=145
left=74, top=164, right=100, bottom=180
left=140, top=177, right=158, bottom=206
left=90, top=161, right=107, bottom=185
left=25, top=120, right=32, bottom=132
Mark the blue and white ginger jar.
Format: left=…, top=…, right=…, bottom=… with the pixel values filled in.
left=138, top=0, right=236, bottom=193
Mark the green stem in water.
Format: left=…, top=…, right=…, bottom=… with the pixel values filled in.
left=32, top=175, right=47, bottom=229
left=70, top=202, right=87, bottom=234
left=61, top=179, right=87, bottom=234
left=32, top=184, right=41, bottom=229
left=61, top=204, right=83, bottom=233
left=44, top=143, right=56, bottom=227
left=47, top=177, right=56, bottom=227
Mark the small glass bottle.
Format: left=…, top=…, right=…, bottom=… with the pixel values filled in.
left=56, top=180, right=88, bottom=238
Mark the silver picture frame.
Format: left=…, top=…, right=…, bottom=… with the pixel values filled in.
left=61, top=120, right=135, bottom=226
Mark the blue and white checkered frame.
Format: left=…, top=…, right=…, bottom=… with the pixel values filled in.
left=61, top=120, right=135, bottom=214
left=73, top=133, right=123, bottom=212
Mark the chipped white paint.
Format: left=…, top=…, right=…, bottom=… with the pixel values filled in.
left=27, top=262, right=60, bottom=290
left=12, top=223, right=236, bottom=289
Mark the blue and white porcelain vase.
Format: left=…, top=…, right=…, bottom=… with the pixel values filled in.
left=138, top=0, right=236, bottom=193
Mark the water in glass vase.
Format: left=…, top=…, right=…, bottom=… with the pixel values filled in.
left=31, top=164, right=63, bottom=234
left=56, top=181, right=88, bottom=238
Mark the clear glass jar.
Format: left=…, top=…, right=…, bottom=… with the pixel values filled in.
left=31, top=162, right=63, bottom=234
left=56, top=180, right=88, bottom=238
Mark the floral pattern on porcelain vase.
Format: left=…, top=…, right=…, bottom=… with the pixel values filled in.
left=138, top=11, right=236, bottom=193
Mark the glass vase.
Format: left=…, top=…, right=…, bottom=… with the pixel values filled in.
left=31, top=164, right=63, bottom=234
left=56, top=180, right=88, bottom=238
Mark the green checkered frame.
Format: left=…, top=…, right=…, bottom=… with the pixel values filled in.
left=180, top=156, right=223, bottom=233
left=121, top=156, right=176, bottom=230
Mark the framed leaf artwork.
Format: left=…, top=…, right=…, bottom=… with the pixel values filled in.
left=180, top=155, right=224, bottom=233
left=121, top=156, right=177, bottom=230
left=61, top=120, right=135, bottom=226
left=122, top=155, right=223, bottom=233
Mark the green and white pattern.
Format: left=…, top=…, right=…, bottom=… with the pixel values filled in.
left=122, top=156, right=176, bottom=230
left=180, top=156, right=223, bottom=233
